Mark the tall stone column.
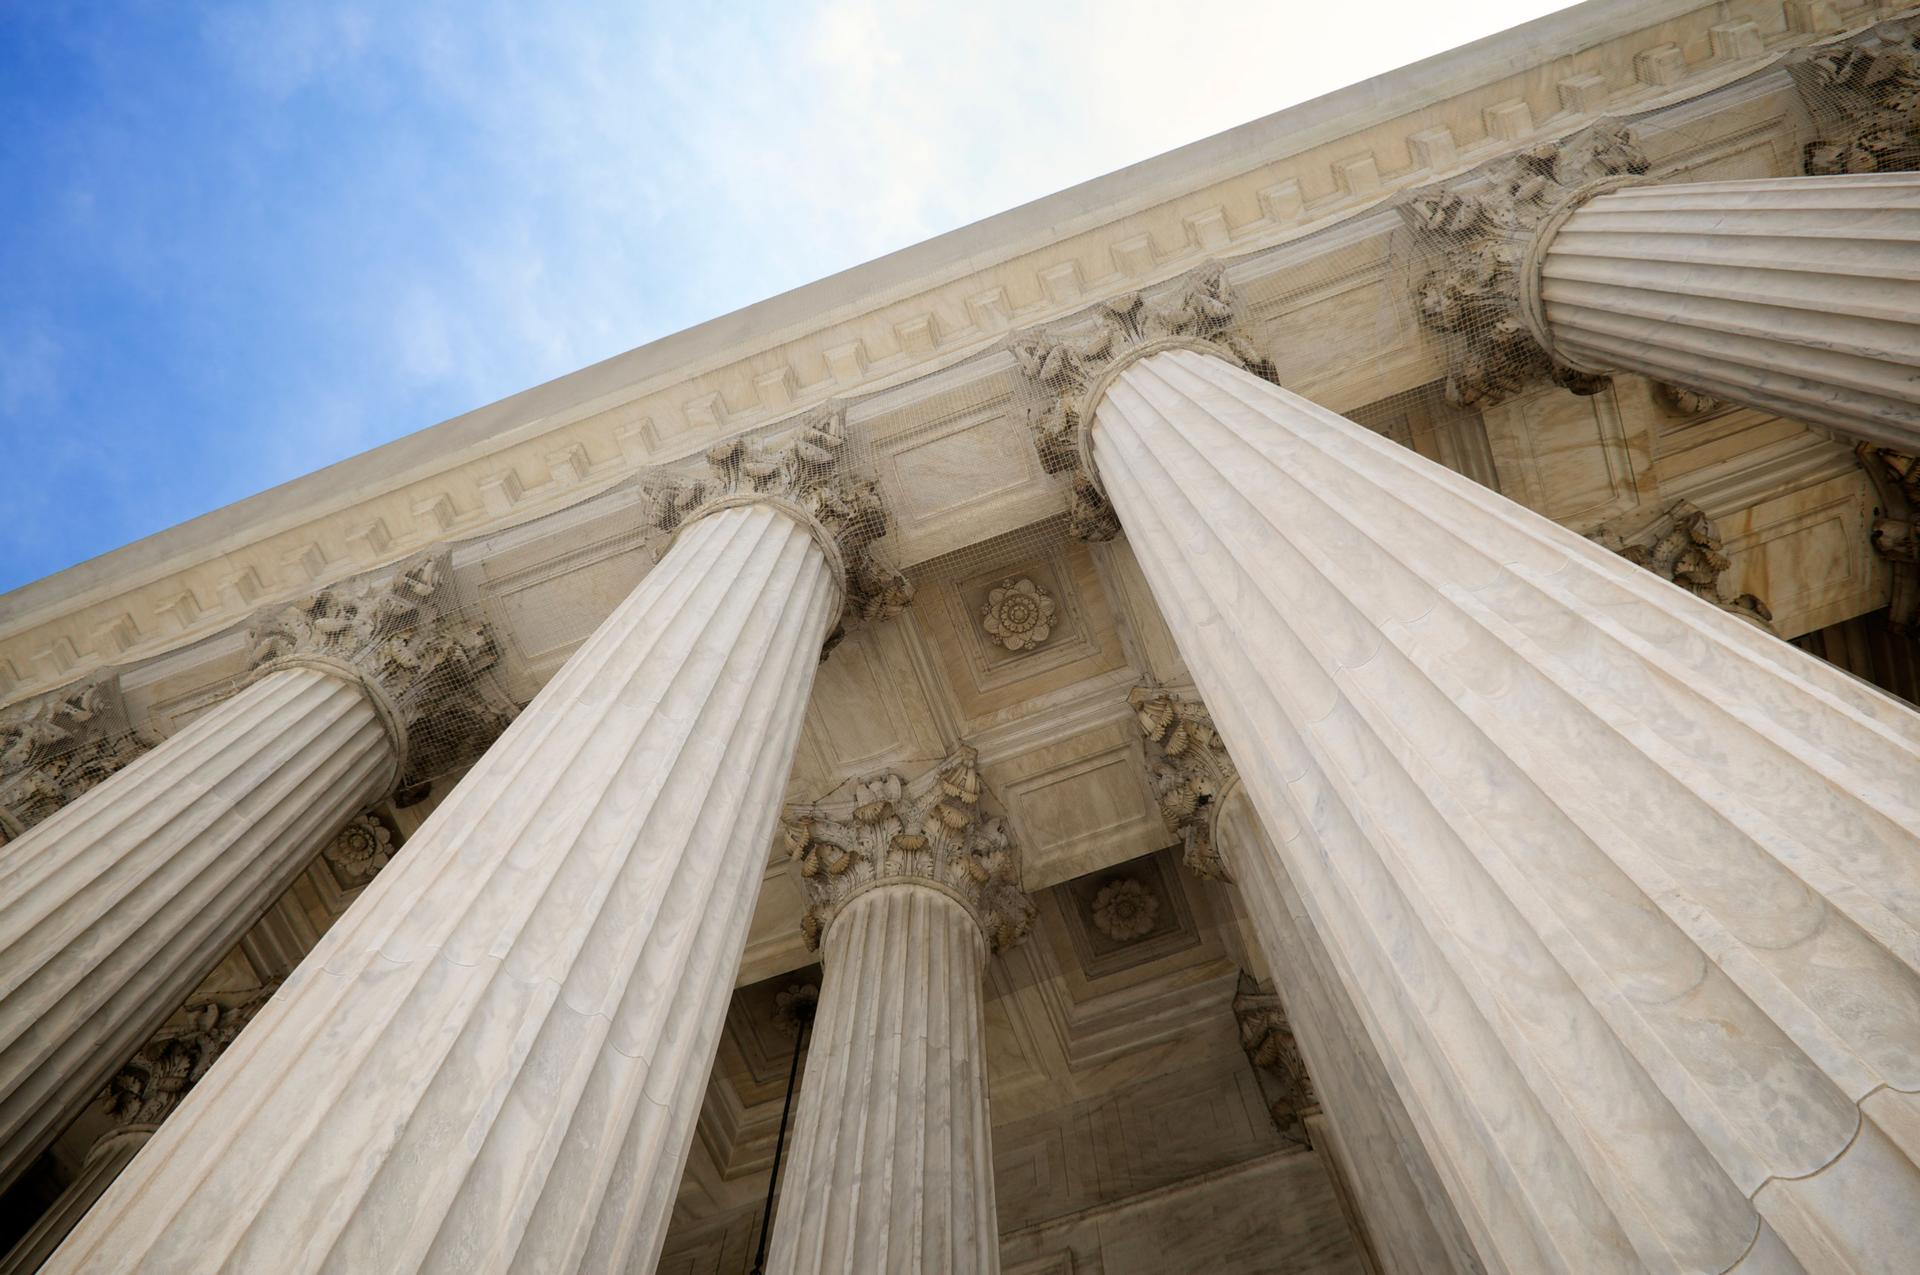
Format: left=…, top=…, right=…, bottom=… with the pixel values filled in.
left=49, top=408, right=911, bottom=1275
left=1401, top=120, right=1920, bottom=447
left=1014, top=272, right=1920, bottom=1272
left=0, top=546, right=506, bottom=1197
left=1129, top=688, right=1479, bottom=1275
left=767, top=750, right=1033, bottom=1275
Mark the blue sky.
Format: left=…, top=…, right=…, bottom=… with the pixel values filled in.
left=0, top=0, right=1571, bottom=594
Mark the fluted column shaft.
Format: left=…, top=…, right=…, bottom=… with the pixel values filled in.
left=0, top=664, right=393, bottom=1195
left=768, top=883, right=997, bottom=1275
left=1527, top=173, right=1920, bottom=447
left=1213, top=788, right=1478, bottom=1275
left=1092, top=347, right=1920, bottom=1274
left=51, top=500, right=842, bottom=1274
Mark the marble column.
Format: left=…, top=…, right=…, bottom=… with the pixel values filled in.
left=1130, top=685, right=1479, bottom=1275
left=1024, top=321, right=1920, bottom=1270
left=49, top=408, right=911, bottom=1275
left=0, top=551, right=509, bottom=1199
left=767, top=751, right=1032, bottom=1275
left=1521, top=172, right=1920, bottom=449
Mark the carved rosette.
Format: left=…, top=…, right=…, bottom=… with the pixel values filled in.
left=0, top=676, right=153, bottom=843
left=321, top=813, right=397, bottom=889
left=1129, top=685, right=1236, bottom=883
left=1233, top=972, right=1318, bottom=1148
left=1400, top=121, right=1649, bottom=408
left=641, top=402, right=911, bottom=650
left=100, top=982, right=280, bottom=1130
left=782, top=748, right=1034, bottom=953
left=1859, top=444, right=1920, bottom=630
left=981, top=577, right=1056, bottom=651
left=1587, top=499, right=1774, bottom=629
left=1008, top=262, right=1276, bottom=542
left=246, top=551, right=514, bottom=794
left=1790, top=20, right=1920, bottom=175
left=1090, top=876, right=1158, bottom=942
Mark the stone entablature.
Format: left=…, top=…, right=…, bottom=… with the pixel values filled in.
left=0, top=1, right=1876, bottom=709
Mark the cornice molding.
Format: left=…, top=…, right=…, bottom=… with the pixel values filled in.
left=0, top=2, right=1872, bottom=706
left=782, top=747, right=1035, bottom=953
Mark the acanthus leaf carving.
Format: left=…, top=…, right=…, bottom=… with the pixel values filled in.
left=1400, top=121, right=1649, bottom=409
left=1790, top=20, right=1920, bottom=175
left=1587, top=498, right=1775, bottom=629
left=1128, top=684, right=1236, bottom=883
left=1009, top=262, right=1275, bottom=543
left=0, top=675, right=154, bottom=843
left=782, top=748, right=1034, bottom=953
left=246, top=550, right=516, bottom=792
left=1858, top=443, right=1920, bottom=630
left=640, top=402, right=912, bottom=651
left=101, top=981, right=281, bottom=1129
left=1232, top=971, right=1317, bottom=1149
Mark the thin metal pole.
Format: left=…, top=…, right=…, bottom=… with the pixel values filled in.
left=749, top=1011, right=810, bottom=1275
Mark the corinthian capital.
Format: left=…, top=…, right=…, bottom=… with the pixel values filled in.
left=1400, top=121, right=1649, bottom=409
left=782, top=748, right=1034, bottom=953
left=0, top=675, right=153, bottom=842
left=1008, top=262, right=1275, bottom=542
left=247, top=550, right=514, bottom=795
left=1129, top=685, right=1237, bottom=883
left=101, top=982, right=280, bottom=1129
left=1587, top=499, right=1774, bottom=629
left=1789, top=19, right=1920, bottom=175
left=641, top=402, right=912, bottom=647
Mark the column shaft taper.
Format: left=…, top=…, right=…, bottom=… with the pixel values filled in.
left=1091, top=347, right=1920, bottom=1273
left=0, top=665, right=392, bottom=1195
left=1529, top=173, right=1920, bottom=446
left=768, top=885, right=997, bottom=1275
left=50, top=501, right=841, bottom=1274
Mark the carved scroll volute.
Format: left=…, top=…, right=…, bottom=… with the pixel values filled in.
left=1008, top=262, right=1276, bottom=543
left=1129, top=684, right=1237, bottom=883
left=245, top=550, right=516, bottom=798
left=782, top=748, right=1034, bottom=954
left=1399, top=121, right=1649, bottom=409
left=0, top=675, right=153, bottom=842
left=639, top=402, right=912, bottom=651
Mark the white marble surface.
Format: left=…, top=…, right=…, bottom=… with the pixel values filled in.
left=1215, top=788, right=1480, bottom=1275
left=768, top=883, right=998, bottom=1275
left=1093, top=347, right=1920, bottom=1274
left=1534, top=173, right=1920, bottom=450
left=49, top=501, right=839, bottom=1273
left=0, top=665, right=391, bottom=1196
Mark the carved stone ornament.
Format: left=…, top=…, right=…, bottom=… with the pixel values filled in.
left=247, top=550, right=516, bottom=793
left=1233, top=971, right=1317, bottom=1149
left=1587, top=499, right=1774, bottom=629
left=1128, top=685, right=1236, bottom=883
left=1400, top=121, right=1649, bottom=409
left=0, top=675, right=154, bottom=843
left=1008, top=262, right=1276, bottom=542
left=322, top=812, right=397, bottom=889
left=980, top=577, right=1057, bottom=652
left=772, top=982, right=819, bottom=1038
left=641, top=402, right=912, bottom=651
left=1789, top=20, right=1920, bottom=175
left=782, top=748, right=1035, bottom=954
left=101, top=982, right=280, bottom=1129
left=1654, top=381, right=1726, bottom=418
left=1089, top=877, right=1158, bottom=942
left=1858, top=443, right=1920, bottom=630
